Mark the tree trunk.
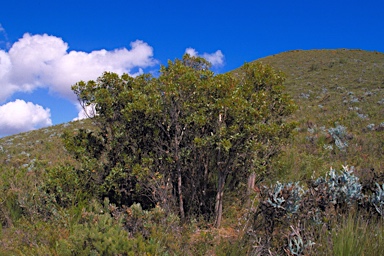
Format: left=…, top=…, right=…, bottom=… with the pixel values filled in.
left=177, top=164, right=185, bottom=220
left=174, top=131, right=185, bottom=220
left=246, top=172, right=256, bottom=207
left=203, top=156, right=209, bottom=197
left=214, top=171, right=226, bottom=227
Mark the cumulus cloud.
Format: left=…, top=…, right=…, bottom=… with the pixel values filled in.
left=0, top=32, right=158, bottom=136
left=185, top=47, right=225, bottom=67
left=0, top=33, right=157, bottom=102
left=0, top=32, right=227, bottom=137
left=0, top=99, right=52, bottom=137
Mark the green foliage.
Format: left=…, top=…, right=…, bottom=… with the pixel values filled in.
left=57, top=207, right=136, bottom=255
left=62, top=129, right=103, bottom=167
left=122, top=202, right=183, bottom=253
left=0, top=218, right=67, bottom=255
left=2, top=188, right=23, bottom=225
left=0, top=164, right=48, bottom=226
left=67, top=54, right=296, bottom=227
left=53, top=200, right=183, bottom=255
left=42, top=165, right=94, bottom=208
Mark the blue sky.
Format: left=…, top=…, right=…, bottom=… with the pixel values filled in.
left=0, top=0, right=383, bottom=137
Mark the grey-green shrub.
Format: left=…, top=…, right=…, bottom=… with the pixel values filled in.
left=328, top=125, right=349, bottom=151
left=266, top=182, right=304, bottom=214
left=371, top=183, right=384, bottom=216
left=314, top=166, right=362, bottom=206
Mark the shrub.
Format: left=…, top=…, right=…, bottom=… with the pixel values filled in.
left=249, top=181, right=310, bottom=254
left=247, top=165, right=364, bottom=254
left=42, top=165, right=95, bottom=209
left=57, top=210, right=136, bottom=255
left=313, top=165, right=362, bottom=207
left=371, top=183, right=384, bottom=216
left=328, top=125, right=349, bottom=151
left=55, top=200, right=170, bottom=255
left=266, top=182, right=304, bottom=214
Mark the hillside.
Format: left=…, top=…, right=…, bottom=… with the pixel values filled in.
left=0, top=120, right=94, bottom=172
left=1, top=49, right=383, bottom=254
left=256, top=49, right=384, bottom=182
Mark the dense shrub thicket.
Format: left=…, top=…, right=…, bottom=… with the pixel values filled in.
left=64, top=54, right=296, bottom=227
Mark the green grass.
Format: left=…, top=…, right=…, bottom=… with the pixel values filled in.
left=0, top=120, right=96, bottom=170
left=254, top=49, right=384, bottom=182
left=332, top=214, right=384, bottom=256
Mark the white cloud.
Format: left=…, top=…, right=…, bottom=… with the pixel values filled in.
left=0, top=50, right=11, bottom=76
left=185, top=47, right=198, bottom=57
left=0, top=33, right=158, bottom=103
left=73, top=103, right=97, bottom=121
left=0, top=33, right=157, bottom=132
left=0, top=32, right=226, bottom=136
left=185, top=48, right=225, bottom=67
left=0, top=99, right=52, bottom=137
left=202, top=50, right=225, bottom=67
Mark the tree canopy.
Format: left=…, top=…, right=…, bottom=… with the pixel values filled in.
left=65, top=54, right=296, bottom=227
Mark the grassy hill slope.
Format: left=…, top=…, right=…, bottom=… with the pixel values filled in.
left=0, top=120, right=94, bottom=172
left=255, top=49, right=384, bottom=182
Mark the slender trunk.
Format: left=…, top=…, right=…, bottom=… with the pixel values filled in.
left=203, top=156, right=209, bottom=197
left=177, top=162, right=185, bottom=220
left=215, top=171, right=226, bottom=228
left=163, top=175, right=172, bottom=212
left=175, top=134, right=185, bottom=220
left=215, top=111, right=226, bottom=227
left=246, top=172, right=256, bottom=207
